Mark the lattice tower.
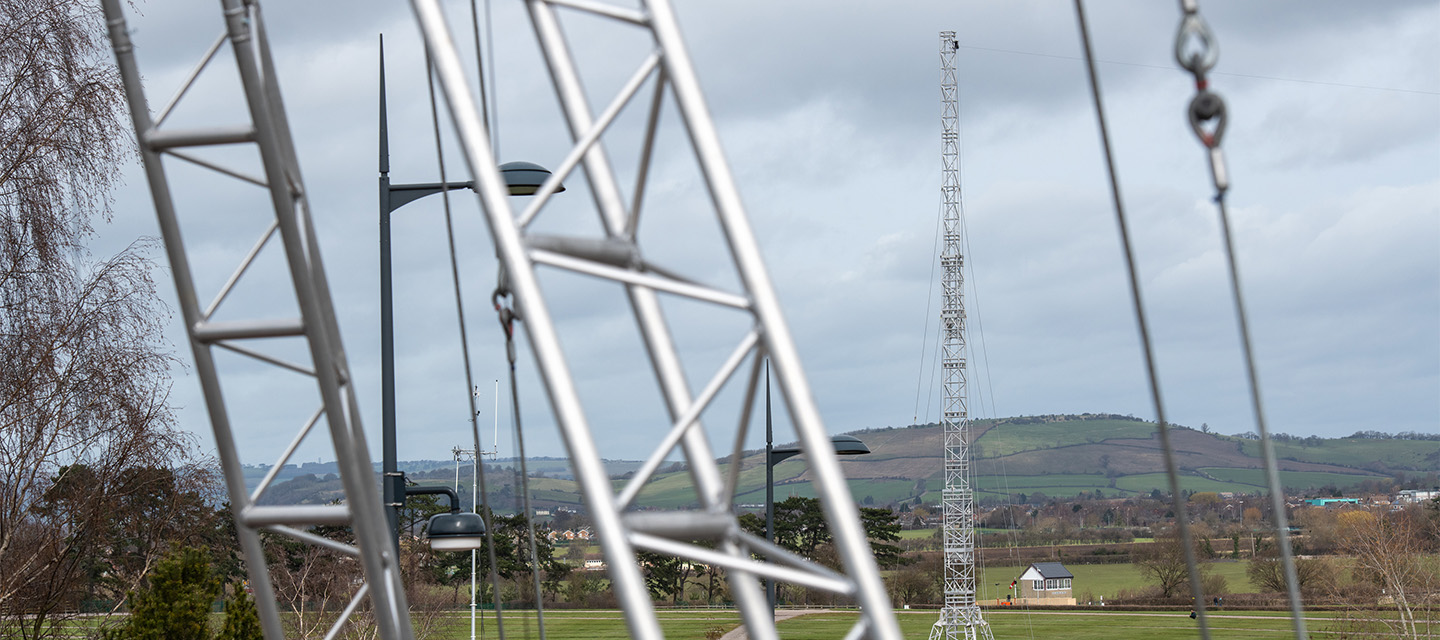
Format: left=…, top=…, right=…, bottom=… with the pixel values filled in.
left=930, top=31, right=994, bottom=640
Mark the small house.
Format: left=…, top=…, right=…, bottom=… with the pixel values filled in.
left=1015, top=562, right=1075, bottom=606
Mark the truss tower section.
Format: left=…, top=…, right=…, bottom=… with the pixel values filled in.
left=930, top=31, right=994, bottom=640
left=408, top=1, right=903, bottom=638
left=102, top=1, right=412, bottom=639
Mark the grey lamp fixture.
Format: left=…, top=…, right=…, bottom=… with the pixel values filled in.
left=499, top=161, right=566, bottom=196
left=400, top=483, right=486, bottom=551
left=830, top=434, right=871, bottom=456
left=428, top=511, right=487, bottom=551
left=769, top=434, right=870, bottom=465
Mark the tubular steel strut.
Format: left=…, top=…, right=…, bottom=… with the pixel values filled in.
left=102, top=1, right=413, bottom=639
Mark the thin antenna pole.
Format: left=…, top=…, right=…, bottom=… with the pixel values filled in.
left=470, top=443, right=478, bottom=640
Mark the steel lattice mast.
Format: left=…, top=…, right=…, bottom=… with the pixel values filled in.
left=931, top=31, right=994, bottom=640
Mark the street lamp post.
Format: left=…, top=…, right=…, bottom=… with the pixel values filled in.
left=762, top=360, right=871, bottom=612
left=377, top=36, right=560, bottom=552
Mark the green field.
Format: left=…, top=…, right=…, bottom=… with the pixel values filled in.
left=918, top=473, right=1125, bottom=502
left=1198, top=467, right=1384, bottom=490
left=1113, top=473, right=1257, bottom=495
left=976, top=420, right=1157, bottom=458
left=1235, top=436, right=1440, bottom=470
left=975, top=474, right=1113, bottom=490
left=736, top=478, right=919, bottom=506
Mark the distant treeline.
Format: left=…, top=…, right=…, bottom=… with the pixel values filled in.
left=1344, top=430, right=1440, bottom=441
left=992, top=413, right=1148, bottom=426
left=897, top=412, right=1150, bottom=430
left=1231, top=430, right=1440, bottom=443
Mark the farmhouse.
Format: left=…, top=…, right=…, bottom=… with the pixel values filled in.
left=1015, top=562, right=1076, bottom=606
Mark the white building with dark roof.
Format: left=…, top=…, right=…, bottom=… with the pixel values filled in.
left=1015, top=562, right=1076, bottom=606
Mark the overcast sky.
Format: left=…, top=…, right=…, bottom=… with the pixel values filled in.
left=99, top=0, right=1438, bottom=466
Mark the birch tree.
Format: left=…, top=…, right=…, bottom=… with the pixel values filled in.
left=0, top=0, right=189, bottom=636
left=1332, top=508, right=1438, bottom=639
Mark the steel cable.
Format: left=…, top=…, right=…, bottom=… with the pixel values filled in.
left=912, top=204, right=943, bottom=425
left=425, top=53, right=508, bottom=640
left=1171, top=1, right=1309, bottom=635
left=1071, top=2, right=1212, bottom=638
left=505, top=330, right=549, bottom=640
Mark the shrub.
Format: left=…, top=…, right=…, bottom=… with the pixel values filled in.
left=216, top=587, right=263, bottom=640
left=104, top=547, right=219, bottom=640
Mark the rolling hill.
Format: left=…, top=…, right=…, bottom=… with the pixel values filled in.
left=251, top=414, right=1434, bottom=510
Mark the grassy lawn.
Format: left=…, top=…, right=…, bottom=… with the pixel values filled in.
left=410, top=608, right=1330, bottom=639
left=897, top=609, right=1330, bottom=640
left=62, top=606, right=1399, bottom=639
left=423, top=609, right=741, bottom=639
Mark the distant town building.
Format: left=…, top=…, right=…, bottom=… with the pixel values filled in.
left=545, top=527, right=594, bottom=543
left=1396, top=489, right=1440, bottom=504
left=1306, top=498, right=1360, bottom=507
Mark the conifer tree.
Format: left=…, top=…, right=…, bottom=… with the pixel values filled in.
left=105, top=547, right=219, bottom=640
left=216, top=586, right=263, bottom=640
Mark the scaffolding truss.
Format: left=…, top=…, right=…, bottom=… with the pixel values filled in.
left=101, top=1, right=413, bottom=639
left=406, top=1, right=901, bottom=637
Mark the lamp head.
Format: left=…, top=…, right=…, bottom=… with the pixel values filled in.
left=499, top=161, right=565, bottom=196
left=427, top=511, right=486, bottom=551
left=830, top=434, right=870, bottom=456
left=768, top=435, right=870, bottom=465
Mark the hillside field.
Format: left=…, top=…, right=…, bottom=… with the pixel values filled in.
left=252, top=415, right=1415, bottom=511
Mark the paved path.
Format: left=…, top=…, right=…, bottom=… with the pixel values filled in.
left=719, top=609, right=832, bottom=640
